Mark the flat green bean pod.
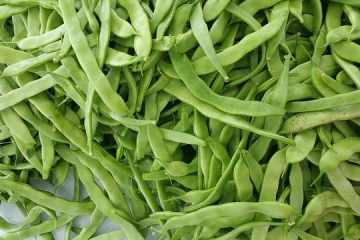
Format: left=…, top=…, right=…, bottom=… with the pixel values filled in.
left=0, top=179, right=94, bottom=215
left=162, top=202, right=297, bottom=231
left=170, top=48, right=285, bottom=117
left=287, top=90, right=360, bottom=113
left=192, top=18, right=285, bottom=75
left=319, top=137, right=360, bottom=173
left=59, top=0, right=130, bottom=117
left=164, top=80, right=293, bottom=144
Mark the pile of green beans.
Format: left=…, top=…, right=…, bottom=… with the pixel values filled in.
left=0, top=0, right=360, bottom=239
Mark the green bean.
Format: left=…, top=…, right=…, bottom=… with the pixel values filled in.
left=169, top=3, right=193, bottom=35
left=0, top=205, right=55, bottom=232
left=334, top=121, right=357, bottom=137
left=136, top=68, right=154, bottom=112
left=292, top=227, right=323, bottom=240
left=15, top=73, right=132, bottom=176
left=0, top=214, right=73, bottom=240
left=116, top=0, right=151, bottom=57
left=286, top=129, right=317, bottom=164
left=81, top=0, right=99, bottom=33
left=239, top=151, right=263, bottom=193
left=2, top=51, right=58, bottom=77
left=289, top=0, right=304, bottom=22
left=0, top=75, right=55, bottom=110
left=53, top=160, right=69, bottom=189
left=206, top=137, right=229, bottom=170
left=332, top=41, right=360, bottom=63
left=344, top=4, right=360, bottom=34
left=147, top=124, right=171, bottom=163
left=150, top=0, right=173, bottom=32
left=266, top=1, right=289, bottom=60
left=0, top=5, right=29, bottom=20
left=203, top=0, right=230, bottom=22
left=192, top=18, right=284, bottom=75
left=126, top=152, right=160, bottom=214
left=287, top=89, right=360, bottom=113
left=0, top=0, right=59, bottom=12
left=327, top=167, right=360, bottom=215
left=134, top=126, right=148, bottom=160
left=251, top=148, right=287, bottom=240
left=0, top=179, right=94, bottom=215
left=190, top=2, right=228, bottom=80
left=234, top=157, right=253, bottom=202
left=96, top=0, right=111, bottom=68
left=123, top=66, right=137, bottom=115
left=162, top=202, right=297, bottom=231
left=248, top=55, right=290, bottom=161
left=339, top=162, right=360, bottom=181
left=326, top=25, right=360, bottom=44
left=299, top=191, right=350, bottom=224
left=193, top=110, right=209, bottom=189
left=155, top=0, right=182, bottom=41
left=59, top=145, right=132, bottom=216
left=289, top=163, right=304, bottom=214
left=59, top=0, right=129, bottom=117
left=11, top=13, right=27, bottom=42
left=0, top=125, right=11, bottom=141
left=216, top=221, right=286, bottom=240
left=89, top=230, right=125, bottom=240
left=281, top=104, right=360, bottom=133
left=161, top=128, right=205, bottom=146
left=193, top=11, right=231, bottom=61
left=239, top=0, right=283, bottom=16
left=63, top=151, right=143, bottom=239
left=287, top=83, right=319, bottom=101
left=146, top=75, right=170, bottom=96
left=169, top=188, right=213, bottom=205
left=331, top=49, right=360, bottom=88
left=110, top=9, right=136, bottom=38
left=289, top=55, right=339, bottom=85
left=17, top=26, right=64, bottom=50
left=164, top=80, right=293, bottom=144
left=330, top=0, right=360, bottom=6
left=39, top=133, right=54, bottom=179
left=347, top=224, right=360, bottom=238
left=325, top=2, right=344, bottom=30
left=310, top=0, right=322, bottom=34
left=151, top=36, right=175, bottom=51
left=1, top=109, right=35, bottom=150
left=39, top=7, right=51, bottom=34
left=45, top=10, right=62, bottom=32
left=50, top=73, right=86, bottom=109
left=105, top=48, right=143, bottom=67
left=39, top=40, right=62, bottom=53
left=84, top=86, right=96, bottom=155
left=319, top=137, right=360, bottom=173
left=321, top=72, right=354, bottom=94
left=170, top=48, right=284, bottom=117
left=0, top=78, right=67, bottom=143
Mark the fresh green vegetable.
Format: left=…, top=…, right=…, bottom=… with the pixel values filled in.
left=0, top=1, right=359, bottom=239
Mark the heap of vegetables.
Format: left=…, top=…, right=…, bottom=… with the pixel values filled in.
left=0, top=0, right=359, bottom=239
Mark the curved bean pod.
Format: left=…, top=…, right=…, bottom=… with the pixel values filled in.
left=0, top=179, right=94, bottom=215
left=162, top=202, right=297, bottom=231
left=164, top=80, right=293, bottom=144
left=169, top=48, right=285, bottom=117
left=192, top=18, right=284, bottom=75
left=116, top=0, right=152, bottom=57
left=319, top=137, right=360, bottom=173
